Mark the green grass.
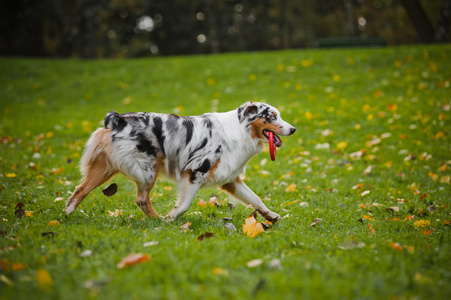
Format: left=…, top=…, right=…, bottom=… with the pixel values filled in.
left=1, top=45, right=450, bottom=299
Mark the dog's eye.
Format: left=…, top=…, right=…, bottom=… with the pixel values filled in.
left=271, top=115, right=277, bottom=121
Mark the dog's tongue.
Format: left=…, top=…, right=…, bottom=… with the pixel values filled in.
left=269, top=131, right=277, bottom=161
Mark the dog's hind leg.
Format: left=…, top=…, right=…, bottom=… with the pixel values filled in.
left=165, top=177, right=202, bottom=221
left=135, top=180, right=160, bottom=218
left=221, top=177, right=281, bottom=223
left=65, top=152, right=117, bottom=215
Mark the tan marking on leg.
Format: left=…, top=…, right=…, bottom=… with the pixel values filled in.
left=66, top=151, right=117, bottom=214
left=207, top=158, right=221, bottom=179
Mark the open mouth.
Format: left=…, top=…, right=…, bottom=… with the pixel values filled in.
left=263, top=130, right=282, bottom=148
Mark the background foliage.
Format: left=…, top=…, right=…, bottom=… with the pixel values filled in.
left=1, top=0, right=447, bottom=58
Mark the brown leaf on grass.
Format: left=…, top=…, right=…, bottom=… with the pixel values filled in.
left=427, top=205, right=436, bottom=213
left=388, top=206, right=400, bottom=212
left=117, top=253, right=150, bottom=269
left=102, top=183, right=118, bottom=197
left=14, top=203, right=25, bottom=219
left=197, top=232, right=214, bottom=241
left=309, top=218, right=323, bottom=227
left=390, top=242, right=403, bottom=252
left=180, top=222, right=192, bottom=232
left=243, top=214, right=265, bottom=237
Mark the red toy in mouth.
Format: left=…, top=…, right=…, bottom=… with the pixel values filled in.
left=263, top=130, right=281, bottom=161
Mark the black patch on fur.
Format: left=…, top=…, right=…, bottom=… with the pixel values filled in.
left=215, top=145, right=222, bottom=154
left=182, top=118, right=194, bottom=145
left=142, top=114, right=150, bottom=126
left=259, top=107, right=271, bottom=119
left=203, top=117, right=212, bottom=129
left=152, top=117, right=165, bottom=155
left=136, top=133, right=157, bottom=157
left=196, top=159, right=211, bottom=174
left=105, top=111, right=127, bottom=132
left=188, top=138, right=208, bottom=160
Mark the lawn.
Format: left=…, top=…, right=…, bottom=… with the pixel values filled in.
left=0, top=45, right=450, bottom=299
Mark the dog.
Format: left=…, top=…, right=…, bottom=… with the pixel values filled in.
left=65, top=101, right=295, bottom=222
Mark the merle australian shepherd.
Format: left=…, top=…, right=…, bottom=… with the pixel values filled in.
left=65, top=102, right=295, bottom=222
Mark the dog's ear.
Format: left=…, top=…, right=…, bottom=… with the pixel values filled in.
left=238, top=101, right=259, bottom=123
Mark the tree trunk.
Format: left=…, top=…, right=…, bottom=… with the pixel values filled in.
left=399, top=0, right=435, bottom=43
left=435, top=0, right=451, bottom=42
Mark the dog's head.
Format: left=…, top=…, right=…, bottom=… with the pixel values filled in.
left=238, top=101, right=296, bottom=147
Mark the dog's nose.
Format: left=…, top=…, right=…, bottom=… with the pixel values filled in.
left=290, top=127, right=296, bottom=135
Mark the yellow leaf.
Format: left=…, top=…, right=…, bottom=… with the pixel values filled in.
left=48, top=220, right=60, bottom=226
left=305, top=111, right=313, bottom=120
left=25, top=211, right=34, bottom=217
left=285, top=183, right=297, bottom=192
left=249, top=74, right=257, bottom=81
left=6, top=173, right=16, bottom=178
left=414, top=220, right=430, bottom=228
left=243, top=215, right=265, bottom=238
left=37, top=268, right=53, bottom=292
left=212, top=267, right=229, bottom=276
left=336, top=141, right=347, bottom=151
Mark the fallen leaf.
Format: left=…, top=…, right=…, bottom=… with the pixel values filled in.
left=414, top=220, right=430, bottom=228
left=102, top=183, right=118, bottom=197
left=309, top=218, right=323, bottom=227
left=269, top=259, right=282, bottom=269
left=143, top=241, right=159, bottom=247
left=246, top=258, right=263, bottom=268
left=208, top=196, right=219, bottom=207
left=48, top=220, right=60, bottom=226
left=361, top=190, right=370, bottom=196
left=6, top=173, right=16, bottom=178
left=197, top=232, right=214, bottom=241
left=224, top=222, right=237, bottom=232
left=405, top=215, right=415, bottom=221
left=14, top=203, right=25, bottom=219
left=285, top=183, right=297, bottom=192
left=108, top=209, right=122, bottom=217
left=422, top=229, right=434, bottom=236
left=12, top=262, right=27, bottom=271
left=80, top=250, right=93, bottom=257
left=390, top=242, right=403, bottom=252
left=243, top=214, right=265, bottom=237
left=388, top=206, right=400, bottom=212
left=37, top=268, right=53, bottom=292
left=367, top=223, right=375, bottom=234
left=198, top=199, right=207, bottom=206
left=212, top=267, right=229, bottom=276
left=180, top=222, right=192, bottom=232
left=362, top=165, right=373, bottom=175
left=427, top=205, right=436, bottom=213
left=117, top=253, right=150, bottom=269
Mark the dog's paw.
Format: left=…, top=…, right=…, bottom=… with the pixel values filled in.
left=258, top=210, right=281, bottom=223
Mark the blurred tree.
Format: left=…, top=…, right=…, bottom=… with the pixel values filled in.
left=0, top=0, right=447, bottom=58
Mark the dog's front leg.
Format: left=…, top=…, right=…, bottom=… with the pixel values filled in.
left=165, top=178, right=202, bottom=221
left=221, top=177, right=281, bottom=223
